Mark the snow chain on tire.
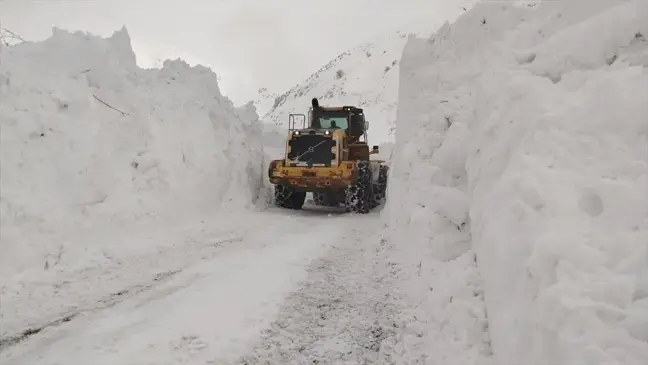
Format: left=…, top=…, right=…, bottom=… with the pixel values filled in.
left=372, top=165, right=388, bottom=207
left=274, top=185, right=306, bottom=210
left=345, top=161, right=373, bottom=214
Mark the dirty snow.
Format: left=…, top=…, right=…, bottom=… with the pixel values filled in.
left=386, top=0, right=648, bottom=364
left=235, top=214, right=397, bottom=365
left=236, top=211, right=490, bottom=365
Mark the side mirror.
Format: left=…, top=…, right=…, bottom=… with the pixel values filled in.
left=365, top=121, right=369, bottom=130
left=371, top=145, right=379, bottom=154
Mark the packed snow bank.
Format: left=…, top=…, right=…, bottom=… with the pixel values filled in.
left=0, top=27, right=264, bottom=277
left=386, top=0, right=648, bottom=364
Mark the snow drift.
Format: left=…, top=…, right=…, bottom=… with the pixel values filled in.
left=386, top=0, right=648, bottom=364
left=0, top=27, right=264, bottom=277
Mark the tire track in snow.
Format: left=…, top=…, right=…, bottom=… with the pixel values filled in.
left=233, top=215, right=404, bottom=364
left=230, top=212, right=493, bottom=365
left=0, top=236, right=242, bottom=351
left=1, top=208, right=329, bottom=345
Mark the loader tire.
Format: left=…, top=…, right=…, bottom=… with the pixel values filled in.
left=345, top=161, right=373, bottom=213
left=373, top=165, right=388, bottom=206
left=288, top=191, right=306, bottom=209
left=274, top=185, right=306, bottom=210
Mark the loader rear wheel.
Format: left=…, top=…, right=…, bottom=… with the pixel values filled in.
left=345, top=161, right=373, bottom=213
left=274, top=185, right=306, bottom=210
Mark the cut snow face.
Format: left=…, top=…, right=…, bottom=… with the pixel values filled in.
left=387, top=0, right=648, bottom=364
left=0, top=27, right=264, bottom=278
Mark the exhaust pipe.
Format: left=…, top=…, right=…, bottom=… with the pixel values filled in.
left=311, top=98, right=321, bottom=129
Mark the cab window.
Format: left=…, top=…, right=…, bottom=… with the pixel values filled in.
left=313, top=112, right=348, bottom=130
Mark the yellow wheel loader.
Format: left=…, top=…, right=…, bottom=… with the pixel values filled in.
left=268, top=98, right=389, bottom=213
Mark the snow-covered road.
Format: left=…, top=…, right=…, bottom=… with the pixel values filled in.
left=238, top=213, right=398, bottom=364
left=1, top=205, right=382, bottom=364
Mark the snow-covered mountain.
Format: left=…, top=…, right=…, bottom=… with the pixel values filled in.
left=253, top=87, right=280, bottom=118
left=260, top=26, right=437, bottom=146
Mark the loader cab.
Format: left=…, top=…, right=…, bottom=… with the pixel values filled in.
left=307, top=98, right=375, bottom=161
left=308, top=106, right=367, bottom=143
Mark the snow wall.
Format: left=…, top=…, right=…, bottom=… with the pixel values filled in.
left=0, top=28, right=265, bottom=276
left=385, top=0, right=648, bottom=364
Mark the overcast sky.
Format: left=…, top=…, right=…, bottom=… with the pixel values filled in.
left=1, top=0, right=466, bottom=104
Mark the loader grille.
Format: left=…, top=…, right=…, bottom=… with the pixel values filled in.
left=287, top=134, right=334, bottom=166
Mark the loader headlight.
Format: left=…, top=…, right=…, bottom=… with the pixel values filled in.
left=293, top=131, right=300, bottom=136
